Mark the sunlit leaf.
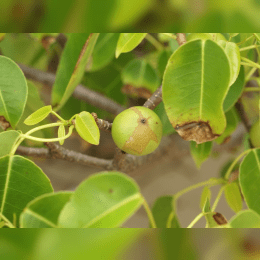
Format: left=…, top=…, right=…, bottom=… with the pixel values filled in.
left=24, top=105, right=52, bottom=126
left=75, top=111, right=100, bottom=145
left=0, top=130, right=20, bottom=158
left=115, top=33, right=147, bottom=58
left=0, top=56, right=28, bottom=129
left=224, top=182, right=243, bottom=213
left=162, top=39, right=230, bottom=144
left=58, top=125, right=66, bottom=145
left=229, top=210, right=260, bottom=228
left=20, top=192, right=72, bottom=228
left=58, top=171, right=143, bottom=228
left=0, top=155, right=53, bottom=224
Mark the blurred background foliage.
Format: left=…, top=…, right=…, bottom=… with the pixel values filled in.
left=1, top=0, right=260, bottom=32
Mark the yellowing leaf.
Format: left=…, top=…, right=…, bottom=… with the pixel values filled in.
left=24, top=105, right=52, bottom=126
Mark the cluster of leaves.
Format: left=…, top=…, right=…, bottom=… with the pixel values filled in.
left=1, top=33, right=260, bottom=228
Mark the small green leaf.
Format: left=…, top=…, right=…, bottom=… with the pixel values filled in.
left=224, top=182, right=243, bottom=213
left=0, top=155, right=53, bottom=224
left=0, top=56, right=28, bottom=129
left=0, top=130, right=20, bottom=158
left=116, top=33, right=147, bottom=58
left=230, top=210, right=260, bottom=228
left=20, top=192, right=72, bottom=228
left=58, top=125, right=65, bottom=145
left=217, top=40, right=240, bottom=86
left=190, top=141, right=213, bottom=169
left=58, top=171, right=143, bottom=228
left=203, top=197, right=218, bottom=228
left=122, top=59, right=160, bottom=92
left=157, top=50, right=171, bottom=77
left=152, top=196, right=180, bottom=228
left=24, top=105, right=52, bottom=126
left=52, top=33, right=99, bottom=111
left=75, top=111, right=100, bottom=145
left=229, top=33, right=239, bottom=38
left=200, top=186, right=211, bottom=210
left=239, top=149, right=260, bottom=215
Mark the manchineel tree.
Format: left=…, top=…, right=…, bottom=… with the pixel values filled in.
left=0, top=33, right=260, bottom=228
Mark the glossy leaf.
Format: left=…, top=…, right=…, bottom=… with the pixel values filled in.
left=240, top=149, right=260, bottom=215
left=115, top=33, right=147, bottom=58
left=58, top=125, right=66, bottom=145
left=0, top=130, right=20, bottom=158
left=152, top=196, right=180, bottom=228
left=122, top=59, right=160, bottom=93
left=52, top=33, right=99, bottom=111
left=162, top=39, right=230, bottom=144
left=224, top=182, right=243, bottom=213
left=200, top=186, right=211, bottom=210
left=0, top=56, right=27, bottom=129
left=217, top=40, right=240, bottom=86
left=20, top=192, right=72, bottom=228
left=75, top=111, right=100, bottom=145
left=190, top=141, right=213, bottom=169
left=58, top=171, right=143, bottom=228
left=0, top=155, right=53, bottom=224
left=24, top=105, right=52, bottom=126
left=229, top=210, right=260, bottom=228
left=154, top=102, right=175, bottom=136
left=88, top=33, right=120, bottom=72
left=215, top=107, right=239, bottom=144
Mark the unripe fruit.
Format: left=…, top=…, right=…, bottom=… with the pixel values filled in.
left=112, top=106, right=163, bottom=156
left=250, top=120, right=260, bottom=147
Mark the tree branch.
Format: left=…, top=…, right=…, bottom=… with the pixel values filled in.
left=176, top=33, right=186, bottom=46
left=143, top=85, right=162, bottom=110
left=18, top=64, right=125, bottom=115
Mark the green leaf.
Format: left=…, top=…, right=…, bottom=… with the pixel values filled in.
left=122, top=59, right=160, bottom=92
left=154, top=102, right=175, bottom=136
left=58, top=171, right=143, bottom=228
left=200, top=186, right=211, bottom=210
left=229, top=210, right=260, bottom=228
left=152, top=196, right=180, bottom=228
left=115, top=33, right=147, bottom=58
left=20, top=192, right=72, bottom=228
left=215, top=107, right=239, bottom=144
left=224, top=182, right=243, bottom=213
left=88, top=33, right=120, bottom=72
left=162, top=39, right=230, bottom=144
left=190, top=141, right=213, bottom=169
left=254, top=33, right=260, bottom=42
left=203, top=197, right=218, bottom=228
left=75, top=111, right=100, bottom=145
left=58, top=125, right=65, bottom=145
left=0, top=56, right=28, bottom=129
left=217, top=40, right=240, bottom=86
left=0, top=130, right=20, bottom=158
left=239, top=149, right=260, bottom=215
left=0, top=155, right=53, bottom=224
left=52, top=33, right=99, bottom=111
left=24, top=105, right=52, bottom=126
left=0, top=33, right=5, bottom=42
left=157, top=50, right=171, bottom=77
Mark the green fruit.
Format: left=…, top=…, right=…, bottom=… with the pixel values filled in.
left=187, top=33, right=227, bottom=42
left=112, top=106, right=163, bottom=156
left=250, top=120, right=260, bottom=147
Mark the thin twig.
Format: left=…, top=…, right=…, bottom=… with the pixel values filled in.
left=143, top=85, right=162, bottom=110
left=176, top=33, right=186, bottom=46
left=91, top=112, right=112, bottom=132
left=18, top=64, right=125, bottom=115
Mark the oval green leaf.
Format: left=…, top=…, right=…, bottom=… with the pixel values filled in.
left=88, top=33, right=120, bottom=72
left=20, top=192, right=72, bottom=228
left=152, top=196, right=180, bottom=228
left=217, top=40, right=240, bottom=86
left=0, top=56, right=28, bottom=129
left=0, top=155, right=53, bottom=224
left=0, top=130, right=20, bottom=158
left=115, top=33, right=147, bottom=58
left=58, top=125, right=65, bottom=145
left=75, top=111, right=100, bottom=145
left=122, top=59, right=160, bottom=93
left=51, top=33, right=99, bottom=111
left=24, top=105, right=52, bottom=126
left=239, top=149, right=260, bottom=215
left=229, top=210, right=260, bottom=228
left=224, top=182, right=243, bottom=213
left=58, top=171, right=143, bottom=228
left=200, top=186, right=211, bottom=210
left=162, top=39, right=230, bottom=144
left=190, top=141, right=213, bottom=169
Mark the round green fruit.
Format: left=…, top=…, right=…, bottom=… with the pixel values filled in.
left=112, top=106, right=163, bottom=156
left=250, top=120, right=260, bottom=147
